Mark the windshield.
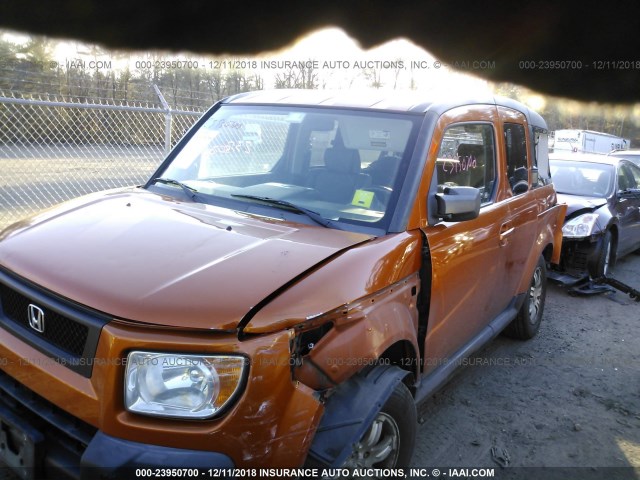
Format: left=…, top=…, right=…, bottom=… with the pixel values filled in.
left=550, top=160, right=614, bottom=197
left=154, top=105, right=420, bottom=230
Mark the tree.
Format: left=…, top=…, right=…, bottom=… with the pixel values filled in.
left=363, top=67, right=383, bottom=89
left=274, top=61, right=318, bottom=89
left=0, top=37, right=20, bottom=91
left=274, top=69, right=299, bottom=89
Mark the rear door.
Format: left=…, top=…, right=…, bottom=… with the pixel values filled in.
left=498, top=108, right=541, bottom=295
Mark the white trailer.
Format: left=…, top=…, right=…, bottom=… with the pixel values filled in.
left=551, top=129, right=630, bottom=154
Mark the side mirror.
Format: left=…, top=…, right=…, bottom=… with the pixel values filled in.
left=619, top=188, right=640, bottom=199
left=435, top=186, right=481, bottom=222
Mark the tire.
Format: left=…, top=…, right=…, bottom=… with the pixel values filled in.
left=340, top=382, right=416, bottom=471
left=589, top=230, right=614, bottom=278
left=503, top=255, right=547, bottom=340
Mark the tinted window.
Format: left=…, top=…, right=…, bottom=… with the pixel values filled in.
left=436, top=123, right=496, bottom=205
left=618, top=163, right=640, bottom=190
left=626, top=163, right=640, bottom=187
left=504, top=123, right=528, bottom=195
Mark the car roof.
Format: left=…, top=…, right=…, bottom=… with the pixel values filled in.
left=549, top=151, right=622, bottom=166
left=221, top=89, right=547, bottom=129
left=609, top=149, right=640, bottom=157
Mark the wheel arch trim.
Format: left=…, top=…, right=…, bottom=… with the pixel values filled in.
left=306, top=365, right=411, bottom=468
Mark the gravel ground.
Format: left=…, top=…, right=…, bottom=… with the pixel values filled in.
left=411, top=253, right=640, bottom=480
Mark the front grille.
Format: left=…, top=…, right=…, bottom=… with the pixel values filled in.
left=0, top=369, right=97, bottom=480
left=0, top=268, right=111, bottom=378
left=567, top=247, right=588, bottom=270
left=0, top=284, right=88, bottom=357
left=562, top=241, right=591, bottom=274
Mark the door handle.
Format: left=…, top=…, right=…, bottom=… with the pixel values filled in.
left=499, top=223, right=515, bottom=245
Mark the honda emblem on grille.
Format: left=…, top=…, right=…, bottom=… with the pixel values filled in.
left=27, top=304, right=45, bottom=333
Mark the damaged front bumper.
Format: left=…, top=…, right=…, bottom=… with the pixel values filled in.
left=0, top=368, right=235, bottom=480
left=549, top=232, right=606, bottom=282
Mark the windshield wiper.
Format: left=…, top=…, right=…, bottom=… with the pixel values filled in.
left=149, top=178, right=199, bottom=200
left=231, top=194, right=337, bottom=228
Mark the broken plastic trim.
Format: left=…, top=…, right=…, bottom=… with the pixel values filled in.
left=553, top=271, right=640, bottom=301
left=593, top=275, right=640, bottom=301
left=288, top=275, right=419, bottom=390
left=292, top=322, right=334, bottom=358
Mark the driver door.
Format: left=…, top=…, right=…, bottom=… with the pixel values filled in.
left=421, top=106, right=512, bottom=370
left=615, top=162, right=640, bottom=255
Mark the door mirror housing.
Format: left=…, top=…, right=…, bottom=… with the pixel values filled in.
left=435, top=186, right=481, bottom=222
left=619, top=188, right=640, bottom=200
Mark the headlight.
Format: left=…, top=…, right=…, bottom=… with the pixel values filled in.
left=562, top=213, right=599, bottom=238
left=125, top=351, right=247, bottom=419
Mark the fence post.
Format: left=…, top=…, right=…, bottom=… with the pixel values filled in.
left=153, top=84, right=172, bottom=154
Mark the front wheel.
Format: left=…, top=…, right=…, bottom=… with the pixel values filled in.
left=341, top=382, right=416, bottom=473
left=503, top=255, right=547, bottom=340
left=589, top=230, right=614, bottom=278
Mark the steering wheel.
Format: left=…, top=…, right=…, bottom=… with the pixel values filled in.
left=366, top=186, right=393, bottom=205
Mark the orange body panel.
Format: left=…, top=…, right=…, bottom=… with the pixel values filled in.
left=0, top=91, right=566, bottom=471
left=1, top=320, right=323, bottom=467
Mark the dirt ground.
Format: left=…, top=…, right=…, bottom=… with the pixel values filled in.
left=411, top=253, right=640, bottom=479
left=1, top=257, right=638, bottom=480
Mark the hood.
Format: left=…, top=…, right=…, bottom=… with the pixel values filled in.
left=0, top=189, right=372, bottom=330
left=557, top=193, right=608, bottom=217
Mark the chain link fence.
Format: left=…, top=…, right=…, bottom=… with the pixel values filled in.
left=0, top=88, right=206, bottom=229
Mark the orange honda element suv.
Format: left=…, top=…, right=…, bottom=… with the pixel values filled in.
left=0, top=90, right=565, bottom=478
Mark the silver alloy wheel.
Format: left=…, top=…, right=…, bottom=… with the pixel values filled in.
left=343, top=412, right=400, bottom=469
left=528, top=266, right=543, bottom=323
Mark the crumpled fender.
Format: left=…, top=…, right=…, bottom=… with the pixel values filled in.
left=306, top=365, right=411, bottom=468
left=551, top=202, right=568, bottom=265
